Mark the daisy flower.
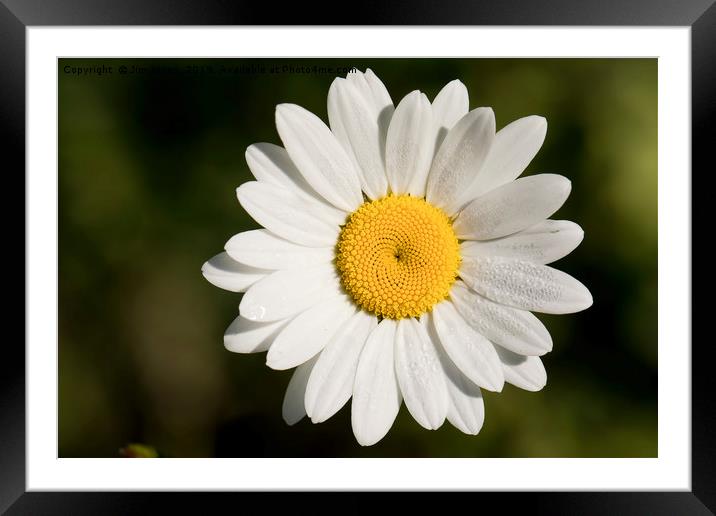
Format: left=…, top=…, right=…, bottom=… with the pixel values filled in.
left=203, top=69, right=592, bottom=446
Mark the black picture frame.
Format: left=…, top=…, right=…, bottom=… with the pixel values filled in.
left=4, top=1, right=711, bottom=513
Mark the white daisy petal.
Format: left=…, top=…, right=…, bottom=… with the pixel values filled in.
left=266, top=295, right=356, bottom=371
left=245, top=143, right=347, bottom=220
left=496, top=345, right=547, bottom=391
left=350, top=69, right=394, bottom=115
left=282, top=355, right=319, bottom=426
left=432, top=79, right=469, bottom=152
left=346, top=69, right=394, bottom=160
left=430, top=302, right=504, bottom=391
left=450, top=281, right=552, bottom=356
left=351, top=319, right=401, bottom=447
left=453, top=174, right=572, bottom=241
left=467, top=115, right=548, bottom=198
left=460, top=220, right=584, bottom=265
left=435, top=340, right=485, bottom=435
left=239, top=265, right=341, bottom=322
left=360, top=69, right=395, bottom=152
left=385, top=90, right=435, bottom=196
left=224, top=315, right=290, bottom=354
left=460, top=256, right=593, bottom=314
left=275, top=103, right=363, bottom=212
left=245, top=142, right=289, bottom=186
left=225, top=229, right=334, bottom=271
left=394, top=318, right=449, bottom=430
left=236, top=181, right=342, bottom=247
left=328, top=78, right=388, bottom=200
left=426, top=107, right=496, bottom=215
left=201, top=252, right=268, bottom=293
left=305, top=311, right=377, bottom=423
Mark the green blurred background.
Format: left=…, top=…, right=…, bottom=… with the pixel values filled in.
left=58, top=58, right=657, bottom=458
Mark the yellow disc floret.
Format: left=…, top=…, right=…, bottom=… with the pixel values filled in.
left=336, top=194, right=461, bottom=319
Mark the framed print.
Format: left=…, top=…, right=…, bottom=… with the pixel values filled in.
left=3, top=0, right=712, bottom=513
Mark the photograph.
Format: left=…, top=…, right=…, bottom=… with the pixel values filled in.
left=58, top=57, right=657, bottom=459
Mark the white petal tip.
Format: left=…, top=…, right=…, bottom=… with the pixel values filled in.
left=574, top=225, right=585, bottom=241
left=223, top=337, right=242, bottom=353
left=570, top=286, right=593, bottom=312
left=308, top=402, right=336, bottom=424
left=238, top=303, right=266, bottom=322
left=352, top=416, right=391, bottom=447
left=557, top=175, right=572, bottom=194
left=354, top=433, right=382, bottom=447
left=416, top=414, right=446, bottom=431
left=585, top=290, right=594, bottom=305
left=224, top=344, right=247, bottom=354
left=474, top=106, right=495, bottom=118
left=310, top=414, right=327, bottom=425
left=282, top=414, right=303, bottom=426
left=265, top=355, right=291, bottom=371
left=522, top=379, right=547, bottom=392
left=456, top=423, right=483, bottom=435
left=238, top=309, right=257, bottom=321
left=581, top=293, right=594, bottom=311
left=235, top=183, right=250, bottom=201
left=493, top=382, right=505, bottom=394
left=274, top=103, right=300, bottom=121
left=200, top=272, right=222, bottom=290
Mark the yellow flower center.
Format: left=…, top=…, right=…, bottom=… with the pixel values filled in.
left=335, top=195, right=461, bottom=319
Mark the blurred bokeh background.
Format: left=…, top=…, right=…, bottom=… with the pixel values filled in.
left=59, top=58, right=657, bottom=458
